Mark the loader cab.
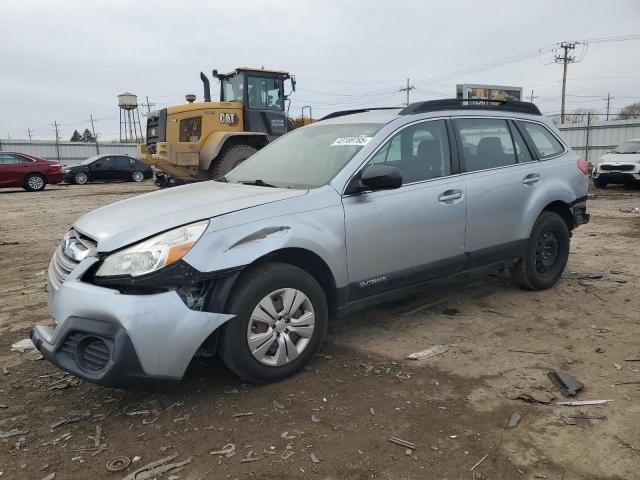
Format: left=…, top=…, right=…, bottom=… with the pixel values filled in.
left=216, top=67, right=294, bottom=139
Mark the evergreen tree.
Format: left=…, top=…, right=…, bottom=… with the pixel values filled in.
left=70, top=130, right=82, bottom=142
left=81, top=128, right=95, bottom=143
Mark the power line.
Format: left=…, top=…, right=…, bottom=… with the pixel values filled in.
left=554, top=41, right=578, bottom=124
left=399, top=79, right=415, bottom=106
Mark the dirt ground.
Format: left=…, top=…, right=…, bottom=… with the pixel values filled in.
left=1, top=181, right=639, bottom=480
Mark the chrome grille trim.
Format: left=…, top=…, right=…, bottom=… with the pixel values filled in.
left=48, top=229, right=97, bottom=288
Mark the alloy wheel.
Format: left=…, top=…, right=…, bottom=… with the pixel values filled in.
left=75, top=172, right=88, bottom=184
left=246, top=288, right=315, bottom=367
left=28, top=175, right=44, bottom=190
left=132, top=171, right=144, bottom=182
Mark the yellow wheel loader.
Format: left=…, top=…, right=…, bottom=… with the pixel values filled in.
left=139, top=67, right=297, bottom=186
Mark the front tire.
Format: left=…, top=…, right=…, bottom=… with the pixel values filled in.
left=24, top=173, right=46, bottom=191
left=511, top=212, right=570, bottom=290
left=131, top=170, right=144, bottom=182
left=218, top=263, right=328, bottom=383
left=210, top=144, right=257, bottom=178
left=594, top=179, right=607, bottom=189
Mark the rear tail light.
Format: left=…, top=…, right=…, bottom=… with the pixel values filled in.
left=576, top=159, right=589, bottom=175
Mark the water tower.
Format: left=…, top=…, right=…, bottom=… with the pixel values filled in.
left=118, top=92, right=144, bottom=143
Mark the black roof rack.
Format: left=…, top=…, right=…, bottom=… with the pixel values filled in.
left=320, top=107, right=400, bottom=121
left=399, top=98, right=541, bottom=116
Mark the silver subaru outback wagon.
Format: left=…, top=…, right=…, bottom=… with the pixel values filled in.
left=32, top=99, right=590, bottom=387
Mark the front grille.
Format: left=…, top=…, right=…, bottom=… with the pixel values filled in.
left=600, top=164, right=635, bottom=171
left=48, top=229, right=97, bottom=288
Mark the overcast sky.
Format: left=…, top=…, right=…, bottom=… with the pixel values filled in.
left=1, top=0, right=639, bottom=141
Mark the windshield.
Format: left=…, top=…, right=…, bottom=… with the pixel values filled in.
left=225, top=123, right=384, bottom=188
left=613, top=140, right=640, bottom=154
left=81, top=155, right=101, bottom=165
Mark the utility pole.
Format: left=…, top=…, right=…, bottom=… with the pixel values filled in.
left=527, top=90, right=538, bottom=103
left=399, top=79, right=415, bottom=107
left=26, top=128, right=32, bottom=141
left=554, top=42, right=577, bottom=124
left=52, top=121, right=61, bottom=162
left=605, top=93, right=613, bottom=121
left=90, top=114, right=100, bottom=154
left=144, top=96, right=155, bottom=115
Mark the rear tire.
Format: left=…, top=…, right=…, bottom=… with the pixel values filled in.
left=511, top=212, right=570, bottom=291
left=24, top=174, right=46, bottom=191
left=594, top=179, right=607, bottom=189
left=210, top=144, right=257, bottom=178
left=218, top=262, right=328, bottom=384
left=74, top=172, right=89, bottom=185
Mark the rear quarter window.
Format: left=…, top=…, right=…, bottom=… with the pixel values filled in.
left=519, top=121, right=565, bottom=159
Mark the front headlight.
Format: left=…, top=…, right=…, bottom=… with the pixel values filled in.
left=95, top=220, right=209, bottom=277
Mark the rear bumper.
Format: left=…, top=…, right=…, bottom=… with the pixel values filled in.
left=593, top=171, right=640, bottom=184
left=47, top=172, right=64, bottom=184
left=572, top=197, right=590, bottom=227
left=36, top=257, right=234, bottom=388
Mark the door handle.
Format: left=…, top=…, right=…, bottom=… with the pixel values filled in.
left=523, top=173, right=541, bottom=185
left=438, top=189, right=463, bottom=202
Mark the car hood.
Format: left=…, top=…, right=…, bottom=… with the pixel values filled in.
left=73, top=181, right=307, bottom=252
left=598, top=153, right=640, bottom=164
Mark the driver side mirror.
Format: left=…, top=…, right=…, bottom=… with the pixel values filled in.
left=350, top=165, right=402, bottom=193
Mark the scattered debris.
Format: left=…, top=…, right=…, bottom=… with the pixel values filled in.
left=51, top=410, right=91, bottom=429
left=240, top=449, right=261, bottom=463
left=620, top=206, right=640, bottom=213
left=388, top=436, right=416, bottom=450
left=557, top=400, right=612, bottom=406
left=311, top=452, right=321, bottom=463
left=563, top=272, right=603, bottom=280
left=470, top=454, right=489, bottom=471
left=232, top=412, right=253, bottom=418
left=311, top=414, right=321, bottom=423
left=106, top=457, right=131, bottom=472
left=0, top=430, right=29, bottom=441
left=406, top=344, right=449, bottom=360
left=614, top=380, right=640, bottom=385
left=596, top=347, right=605, bottom=353
left=614, top=364, right=622, bottom=370
left=369, top=407, right=375, bottom=416
left=272, top=400, right=286, bottom=412
left=121, top=454, right=191, bottom=480
left=624, top=357, right=640, bottom=362
left=11, top=338, right=35, bottom=353
left=512, top=391, right=554, bottom=404
left=507, top=412, right=522, bottom=428
left=281, top=450, right=295, bottom=460
left=547, top=371, right=584, bottom=397
left=40, top=474, right=55, bottom=480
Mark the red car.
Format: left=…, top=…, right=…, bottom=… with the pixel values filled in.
left=0, top=152, right=64, bottom=191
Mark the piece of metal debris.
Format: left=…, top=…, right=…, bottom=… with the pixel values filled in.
left=513, top=391, right=554, bottom=404
left=272, top=400, right=285, bottom=412
left=624, top=357, right=640, bottom=362
left=281, top=450, right=295, bottom=460
left=388, top=436, right=416, bottom=450
left=557, top=400, right=612, bottom=406
left=121, top=454, right=191, bottom=480
left=311, top=452, right=321, bottom=463
left=240, top=449, right=261, bottom=463
left=569, top=415, right=607, bottom=420
left=547, top=371, right=584, bottom=397
left=232, top=412, right=253, bottom=418
left=210, top=443, right=235, bottom=457
left=614, top=380, right=640, bottom=385
left=406, top=344, right=449, bottom=360
left=507, top=412, right=522, bottom=428
left=562, top=272, right=603, bottom=280
left=51, top=410, right=91, bottom=429
left=0, top=430, right=29, bottom=440
left=40, top=474, right=55, bottom=480
left=470, top=454, right=489, bottom=471
left=106, top=457, right=131, bottom=472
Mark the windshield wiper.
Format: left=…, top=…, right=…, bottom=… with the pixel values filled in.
left=215, top=176, right=229, bottom=183
left=239, top=179, right=277, bottom=188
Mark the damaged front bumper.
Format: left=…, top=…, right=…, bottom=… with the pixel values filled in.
left=32, top=257, right=234, bottom=389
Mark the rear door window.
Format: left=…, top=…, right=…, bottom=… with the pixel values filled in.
left=518, top=121, right=565, bottom=159
left=454, top=118, right=517, bottom=172
left=0, top=154, right=17, bottom=165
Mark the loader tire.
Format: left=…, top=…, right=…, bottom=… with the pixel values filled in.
left=211, top=144, right=257, bottom=179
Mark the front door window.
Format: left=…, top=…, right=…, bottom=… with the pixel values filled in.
left=247, top=76, right=283, bottom=111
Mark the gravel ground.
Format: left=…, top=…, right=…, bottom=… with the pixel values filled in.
left=0, top=181, right=639, bottom=480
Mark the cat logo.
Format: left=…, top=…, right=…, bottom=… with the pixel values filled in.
left=219, top=112, right=239, bottom=126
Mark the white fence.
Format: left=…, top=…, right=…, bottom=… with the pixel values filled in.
left=0, top=139, right=139, bottom=166
left=558, top=119, right=640, bottom=164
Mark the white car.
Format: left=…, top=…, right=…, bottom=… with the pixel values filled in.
left=592, top=138, right=640, bottom=188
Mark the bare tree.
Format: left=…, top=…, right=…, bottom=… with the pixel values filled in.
left=618, top=102, right=640, bottom=120
left=563, top=108, right=598, bottom=124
